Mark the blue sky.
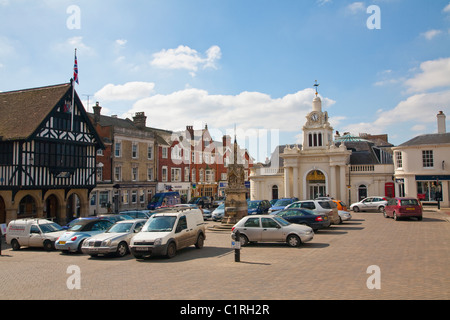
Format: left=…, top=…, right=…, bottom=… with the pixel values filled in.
left=1, top=0, right=450, bottom=161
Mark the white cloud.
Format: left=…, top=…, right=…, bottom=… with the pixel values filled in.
left=54, top=36, right=95, bottom=56
left=150, top=45, right=221, bottom=76
left=126, top=87, right=335, bottom=133
left=405, top=57, right=450, bottom=92
left=421, top=29, right=442, bottom=40
left=347, top=2, right=366, bottom=14
left=115, top=39, right=127, bottom=47
left=443, top=2, right=450, bottom=13
left=95, top=82, right=155, bottom=101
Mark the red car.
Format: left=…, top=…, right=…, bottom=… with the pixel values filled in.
left=383, top=197, right=423, bottom=221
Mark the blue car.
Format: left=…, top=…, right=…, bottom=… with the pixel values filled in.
left=55, top=219, right=113, bottom=253
left=268, top=198, right=299, bottom=214
left=247, top=200, right=272, bottom=215
left=275, top=208, right=331, bottom=231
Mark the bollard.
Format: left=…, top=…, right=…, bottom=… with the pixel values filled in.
left=231, top=230, right=241, bottom=262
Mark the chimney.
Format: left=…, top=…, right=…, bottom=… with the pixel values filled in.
left=93, top=102, right=102, bottom=124
left=437, top=111, right=446, bottom=134
left=186, top=125, right=194, bottom=140
left=133, top=112, right=147, bottom=129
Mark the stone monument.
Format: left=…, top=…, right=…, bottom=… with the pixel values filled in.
left=221, top=136, right=248, bottom=226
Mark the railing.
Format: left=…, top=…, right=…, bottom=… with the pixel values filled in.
left=350, top=165, right=375, bottom=172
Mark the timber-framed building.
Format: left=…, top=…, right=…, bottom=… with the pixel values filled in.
left=0, top=83, right=104, bottom=225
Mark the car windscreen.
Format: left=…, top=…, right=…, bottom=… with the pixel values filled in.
left=149, top=194, right=164, bottom=204
left=273, top=199, right=291, bottom=206
left=272, top=216, right=290, bottom=226
left=247, top=201, right=260, bottom=209
left=39, top=223, right=63, bottom=233
left=106, top=222, right=134, bottom=233
left=143, top=216, right=177, bottom=232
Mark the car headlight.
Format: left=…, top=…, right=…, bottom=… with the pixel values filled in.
left=154, top=238, right=162, bottom=246
left=102, top=240, right=111, bottom=247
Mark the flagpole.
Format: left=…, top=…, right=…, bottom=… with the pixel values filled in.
left=71, top=48, right=77, bottom=132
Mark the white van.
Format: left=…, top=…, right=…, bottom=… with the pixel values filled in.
left=5, top=219, right=66, bottom=251
left=129, top=207, right=206, bottom=259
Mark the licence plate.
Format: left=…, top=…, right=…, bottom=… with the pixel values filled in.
left=135, top=247, right=149, bottom=251
left=58, top=241, right=66, bottom=245
left=406, top=208, right=415, bottom=211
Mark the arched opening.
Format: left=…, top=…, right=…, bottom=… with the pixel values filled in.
left=272, top=185, right=279, bottom=200
left=66, top=193, right=81, bottom=224
left=45, top=194, right=59, bottom=221
left=307, top=170, right=326, bottom=199
left=358, top=185, right=368, bottom=201
left=18, top=195, right=37, bottom=218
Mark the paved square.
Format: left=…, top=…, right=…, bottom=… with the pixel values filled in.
left=1, top=210, right=449, bottom=300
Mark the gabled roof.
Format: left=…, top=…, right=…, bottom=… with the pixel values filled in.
left=0, top=83, right=71, bottom=140
left=398, top=133, right=450, bottom=147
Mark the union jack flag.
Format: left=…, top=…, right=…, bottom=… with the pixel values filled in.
left=73, top=51, right=79, bottom=84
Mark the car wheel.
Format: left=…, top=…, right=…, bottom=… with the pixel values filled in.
left=195, top=234, right=204, bottom=249
left=11, top=239, right=20, bottom=251
left=132, top=252, right=143, bottom=259
left=383, top=210, right=389, bottom=218
left=166, top=242, right=177, bottom=259
left=239, top=234, right=249, bottom=247
left=116, top=242, right=128, bottom=257
left=286, top=234, right=301, bottom=247
left=378, top=206, right=385, bottom=213
left=353, top=206, right=360, bottom=212
left=393, top=212, right=399, bottom=221
left=43, top=240, right=54, bottom=251
left=77, top=239, right=86, bottom=253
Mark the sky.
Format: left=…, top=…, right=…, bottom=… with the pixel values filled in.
left=1, top=0, right=450, bottom=162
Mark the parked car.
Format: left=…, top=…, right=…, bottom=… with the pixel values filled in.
left=268, top=198, right=299, bottom=214
left=82, top=219, right=146, bottom=257
left=338, top=210, right=352, bottom=222
left=286, top=200, right=340, bottom=225
left=275, top=208, right=331, bottom=231
left=231, top=215, right=313, bottom=247
left=212, top=197, right=225, bottom=208
left=247, top=200, right=272, bottom=215
left=350, top=197, right=388, bottom=212
left=212, top=203, right=225, bottom=221
left=130, top=207, right=206, bottom=259
left=62, top=216, right=102, bottom=230
left=120, top=210, right=152, bottom=219
left=55, top=219, right=113, bottom=253
left=188, top=196, right=212, bottom=209
left=333, top=200, right=348, bottom=211
left=5, top=218, right=66, bottom=251
left=98, top=214, right=134, bottom=224
left=383, top=197, right=423, bottom=221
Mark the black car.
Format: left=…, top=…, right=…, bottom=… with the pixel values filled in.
left=275, top=208, right=331, bottom=231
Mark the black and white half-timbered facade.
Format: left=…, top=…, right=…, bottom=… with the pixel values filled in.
left=0, top=83, right=104, bottom=225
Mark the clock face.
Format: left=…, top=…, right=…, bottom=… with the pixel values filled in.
left=311, top=113, right=319, bottom=122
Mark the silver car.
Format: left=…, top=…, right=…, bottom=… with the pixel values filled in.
left=82, top=219, right=146, bottom=257
left=350, top=197, right=388, bottom=212
left=231, top=215, right=313, bottom=247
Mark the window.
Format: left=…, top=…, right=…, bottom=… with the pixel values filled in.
left=176, top=216, right=187, bottom=232
left=114, top=166, right=122, bottom=181
left=147, top=167, right=154, bottom=181
left=99, top=191, right=109, bottom=206
left=162, top=167, right=168, bottom=182
left=162, top=147, right=168, bottom=159
left=262, top=218, right=279, bottom=228
left=132, top=167, right=138, bottom=181
left=132, top=143, right=138, bottom=158
left=96, top=167, right=103, bottom=181
left=115, top=142, right=121, bottom=157
left=205, top=170, right=214, bottom=183
left=171, top=168, right=181, bottom=182
left=122, top=190, right=129, bottom=204
left=147, top=145, right=153, bottom=160
left=244, top=217, right=260, bottom=228
left=191, top=168, right=196, bottom=182
left=131, top=191, right=137, bottom=204
left=185, top=168, right=190, bottom=182
left=395, top=151, right=403, bottom=169
left=422, top=150, right=434, bottom=168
